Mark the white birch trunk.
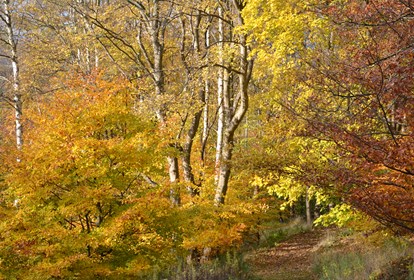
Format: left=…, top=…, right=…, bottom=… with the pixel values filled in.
left=94, top=46, right=99, bottom=69
left=215, top=6, right=225, bottom=184
left=167, top=156, right=180, bottom=205
left=3, top=0, right=22, bottom=151
left=214, top=0, right=253, bottom=205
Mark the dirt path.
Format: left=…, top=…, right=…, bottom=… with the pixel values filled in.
left=246, top=228, right=332, bottom=280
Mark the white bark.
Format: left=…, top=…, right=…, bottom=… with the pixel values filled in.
left=167, top=156, right=180, bottom=206
left=215, top=5, right=225, bottom=183
left=214, top=0, right=253, bottom=205
left=2, top=0, right=22, bottom=151
left=94, top=46, right=99, bottom=69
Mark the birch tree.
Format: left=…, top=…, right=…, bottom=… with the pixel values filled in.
left=214, top=0, right=253, bottom=205
left=0, top=0, right=22, bottom=150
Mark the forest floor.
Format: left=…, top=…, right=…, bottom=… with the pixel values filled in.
left=245, top=227, right=339, bottom=280
left=244, top=225, right=414, bottom=280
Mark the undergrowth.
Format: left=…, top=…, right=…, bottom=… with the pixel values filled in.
left=143, top=251, right=254, bottom=280
left=139, top=218, right=311, bottom=279
left=259, top=217, right=311, bottom=248
left=312, top=231, right=414, bottom=280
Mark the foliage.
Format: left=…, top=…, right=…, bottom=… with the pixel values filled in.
left=314, top=204, right=366, bottom=228
left=0, top=0, right=413, bottom=276
left=244, top=0, right=414, bottom=233
left=307, top=0, right=414, bottom=232
left=0, top=74, right=174, bottom=278
left=0, top=72, right=267, bottom=277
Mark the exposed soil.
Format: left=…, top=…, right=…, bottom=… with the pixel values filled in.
left=245, top=228, right=334, bottom=280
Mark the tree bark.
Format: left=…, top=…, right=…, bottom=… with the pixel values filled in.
left=2, top=0, right=22, bottom=151
left=215, top=5, right=225, bottom=184
left=200, top=17, right=211, bottom=187
left=305, top=186, right=312, bottom=228
left=129, top=0, right=180, bottom=204
left=167, top=156, right=180, bottom=206
left=214, top=0, right=253, bottom=205
left=214, top=130, right=234, bottom=205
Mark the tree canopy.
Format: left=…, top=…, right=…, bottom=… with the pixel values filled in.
left=0, top=0, right=413, bottom=277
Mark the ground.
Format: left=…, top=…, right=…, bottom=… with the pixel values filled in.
left=245, top=227, right=335, bottom=280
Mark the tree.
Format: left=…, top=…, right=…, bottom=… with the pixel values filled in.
left=62, top=0, right=255, bottom=206
left=241, top=0, right=361, bottom=225
left=0, top=74, right=182, bottom=278
left=0, top=0, right=23, bottom=151
left=312, top=0, right=414, bottom=232
left=214, top=0, right=253, bottom=205
left=0, top=69, right=267, bottom=276
left=244, top=0, right=414, bottom=232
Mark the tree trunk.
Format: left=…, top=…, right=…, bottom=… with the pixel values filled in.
left=214, top=131, right=234, bottom=205
left=200, top=22, right=211, bottom=187
left=201, top=77, right=209, bottom=163
left=214, top=0, right=253, bottom=205
left=142, top=0, right=180, bottom=204
left=305, top=186, right=312, bottom=228
left=215, top=5, right=225, bottom=184
left=3, top=0, right=22, bottom=151
left=179, top=13, right=204, bottom=197
left=167, top=156, right=180, bottom=206
left=182, top=108, right=202, bottom=196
